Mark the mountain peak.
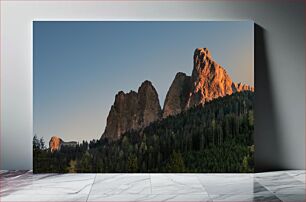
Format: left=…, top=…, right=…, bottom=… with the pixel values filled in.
left=140, top=80, right=152, bottom=86
left=163, top=47, right=254, bottom=117
left=163, top=72, right=191, bottom=118
left=49, top=136, right=77, bottom=152
left=138, top=80, right=154, bottom=92
left=175, top=72, right=188, bottom=78
left=188, top=47, right=235, bottom=107
left=194, top=48, right=212, bottom=59
left=102, top=80, right=161, bottom=141
left=49, top=136, right=62, bottom=152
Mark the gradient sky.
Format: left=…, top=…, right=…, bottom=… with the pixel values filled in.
left=34, top=21, right=254, bottom=143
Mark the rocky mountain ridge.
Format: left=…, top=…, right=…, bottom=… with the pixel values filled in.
left=48, top=48, right=253, bottom=147
left=163, top=48, right=254, bottom=117
left=101, top=48, right=253, bottom=140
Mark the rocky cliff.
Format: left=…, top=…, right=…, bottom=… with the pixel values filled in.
left=101, top=80, right=162, bottom=141
left=49, top=136, right=77, bottom=152
left=163, top=72, right=191, bottom=118
left=49, top=136, right=62, bottom=152
left=101, top=48, right=254, bottom=140
left=163, top=48, right=254, bottom=117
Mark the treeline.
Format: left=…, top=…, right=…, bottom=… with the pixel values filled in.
left=33, top=91, right=254, bottom=173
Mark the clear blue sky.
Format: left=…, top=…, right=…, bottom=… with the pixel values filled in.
left=34, top=21, right=253, bottom=143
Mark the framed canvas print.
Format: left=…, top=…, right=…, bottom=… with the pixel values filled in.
left=33, top=21, right=254, bottom=173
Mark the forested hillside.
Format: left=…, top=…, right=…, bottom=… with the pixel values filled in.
left=33, top=91, right=254, bottom=173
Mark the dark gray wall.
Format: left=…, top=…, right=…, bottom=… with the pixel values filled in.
left=1, top=0, right=304, bottom=170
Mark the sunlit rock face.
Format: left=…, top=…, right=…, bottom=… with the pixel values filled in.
left=163, top=48, right=254, bottom=118
left=187, top=48, right=236, bottom=107
left=102, top=80, right=162, bottom=141
left=49, top=136, right=77, bottom=152
left=49, top=136, right=63, bottom=152
left=102, top=48, right=254, bottom=139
